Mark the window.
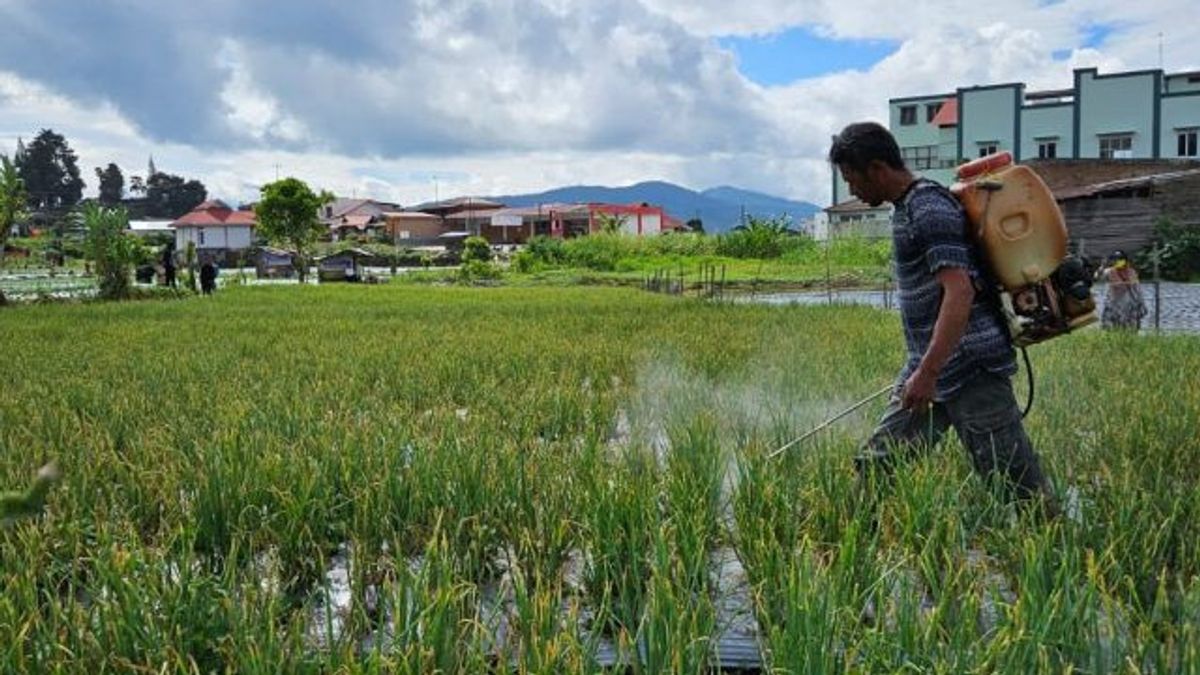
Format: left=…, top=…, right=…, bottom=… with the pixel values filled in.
left=198, top=229, right=206, bottom=246
left=1099, top=135, right=1133, bottom=159
left=1038, top=141, right=1058, bottom=159
left=978, top=143, right=998, bottom=157
left=926, top=103, right=942, bottom=123
left=901, top=145, right=938, bottom=170
left=899, top=105, right=917, bottom=126
left=1178, top=130, right=1198, bottom=157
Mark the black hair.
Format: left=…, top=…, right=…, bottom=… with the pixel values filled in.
left=828, top=122, right=905, bottom=172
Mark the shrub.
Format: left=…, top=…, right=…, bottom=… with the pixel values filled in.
left=462, top=236, right=493, bottom=264
left=716, top=217, right=804, bottom=259
left=457, top=259, right=501, bottom=283
left=1143, top=216, right=1200, bottom=281
left=524, top=235, right=566, bottom=266
left=79, top=204, right=140, bottom=300
left=561, top=233, right=632, bottom=271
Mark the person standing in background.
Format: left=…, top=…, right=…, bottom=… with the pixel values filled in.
left=1099, top=250, right=1146, bottom=331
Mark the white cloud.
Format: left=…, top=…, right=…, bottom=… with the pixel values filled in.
left=1, top=0, right=1196, bottom=209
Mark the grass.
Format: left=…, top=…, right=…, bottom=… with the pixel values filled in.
left=1, top=284, right=1198, bottom=671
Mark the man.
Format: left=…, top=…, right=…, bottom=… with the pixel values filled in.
left=828, top=122, right=1056, bottom=513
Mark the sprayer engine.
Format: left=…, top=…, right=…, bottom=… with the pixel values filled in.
left=951, top=152, right=1097, bottom=347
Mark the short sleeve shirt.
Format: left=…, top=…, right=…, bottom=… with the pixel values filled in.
left=892, top=179, right=1016, bottom=400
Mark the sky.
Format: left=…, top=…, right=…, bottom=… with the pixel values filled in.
left=0, top=0, right=1195, bottom=208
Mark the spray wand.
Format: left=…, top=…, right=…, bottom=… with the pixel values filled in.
left=768, top=384, right=893, bottom=460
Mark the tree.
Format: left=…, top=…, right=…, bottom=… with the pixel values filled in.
left=128, top=174, right=146, bottom=197
left=79, top=203, right=140, bottom=300
left=255, top=177, right=333, bottom=283
left=685, top=217, right=705, bottom=234
left=16, top=129, right=85, bottom=209
left=145, top=172, right=207, bottom=218
left=95, top=163, right=124, bottom=206
left=0, top=154, right=29, bottom=251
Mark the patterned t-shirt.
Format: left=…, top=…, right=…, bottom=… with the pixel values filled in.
left=892, top=179, right=1016, bottom=400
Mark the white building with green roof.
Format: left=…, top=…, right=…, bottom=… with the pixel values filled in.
left=831, top=67, right=1200, bottom=206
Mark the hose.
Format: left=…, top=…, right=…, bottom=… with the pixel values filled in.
left=1020, top=346, right=1034, bottom=418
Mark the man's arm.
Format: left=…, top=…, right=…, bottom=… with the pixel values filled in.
left=901, top=267, right=974, bottom=410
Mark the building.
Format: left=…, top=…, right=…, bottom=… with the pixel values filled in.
left=1050, top=167, right=1200, bottom=261
left=822, top=199, right=892, bottom=239
left=170, top=200, right=256, bottom=259
left=487, top=202, right=673, bottom=243
left=382, top=210, right=446, bottom=245
left=317, top=248, right=372, bottom=282
left=320, top=198, right=401, bottom=240
left=832, top=67, right=1200, bottom=205
left=127, top=220, right=175, bottom=239
left=412, top=197, right=505, bottom=238
left=412, top=197, right=678, bottom=244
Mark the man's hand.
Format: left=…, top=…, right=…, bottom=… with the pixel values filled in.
left=901, top=366, right=937, bottom=411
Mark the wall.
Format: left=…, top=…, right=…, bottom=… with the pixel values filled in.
left=959, top=84, right=1021, bottom=159
left=1160, top=93, right=1200, bottom=158
left=1021, top=103, right=1074, bottom=161
left=1076, top=69, right=1157, bottom=158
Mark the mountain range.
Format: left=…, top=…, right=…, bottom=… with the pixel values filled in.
left=489, top=181, right=821, bottom=233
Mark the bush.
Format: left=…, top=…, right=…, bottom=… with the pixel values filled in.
left=715, top=216, right=803, bottom=259
left=79, top=204, right=140, bottom=300
left=561, top=233, right=633, bottom=271
left=462, top=236, right=492, bottom=264
left=457, top=259, right=501, bottom=283
left=524, top=235, right=566, bottom=266
left=826, top=236, right=892, bottom=267
left=1143, top=216, right=1200, bottom=281
left=511, top=248, right=538, bottom=274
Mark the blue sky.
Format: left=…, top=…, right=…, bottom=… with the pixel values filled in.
left=720, top=28, right=898, bottom=86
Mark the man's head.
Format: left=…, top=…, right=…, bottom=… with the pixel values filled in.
left=828, top=122, right=911, bottom=206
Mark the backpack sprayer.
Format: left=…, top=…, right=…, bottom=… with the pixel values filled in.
left=772, top=153, right=1096, bottom=458
left=951, top=151, right=1097, bottom=345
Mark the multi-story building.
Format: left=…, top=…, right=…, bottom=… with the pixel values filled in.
left=831, top=67, right=1200, bottom=205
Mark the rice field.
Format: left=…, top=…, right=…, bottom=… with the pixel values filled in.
left=1, top=284, right=1199, bottom=673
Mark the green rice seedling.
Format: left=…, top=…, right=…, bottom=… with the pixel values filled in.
left=378, top=526, right=488, bottom=673
left=581, top=447, right=659, bottom=637
left=663, top=418, right=724, bottom=593
left=2, top=284, right=1199, bottom=669
left=636, top=529, right=717, bottom=674
left=756, top=539, right=850, bottom=675
left=506, top=565, right=594, bottom=674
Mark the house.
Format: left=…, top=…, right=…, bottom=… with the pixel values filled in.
left=822, top=199, right=892, bottom=239
left=834, top=66, right=1200, bottom=205
left=1048, top=167, right=1200, bottom=261
left=127, top=220, right=174, bottom=239
left=382, top=210, right=448, bottom=245
left=484, top=202, right=674, bottom=243
left=170, top=200, right=257, bottom=263
left=320, top=198, right=401, bottom=240
left=256, top=246, right=295, bottom=279
left=411, top=197, right=504, bottom=239
left=317, top=248, right=373, bottom=282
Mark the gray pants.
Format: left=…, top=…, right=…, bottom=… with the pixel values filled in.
left=856, top=370, right=1051, bottom=501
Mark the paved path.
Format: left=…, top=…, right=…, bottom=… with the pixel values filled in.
left=743, top=282, right=1200, bottom=334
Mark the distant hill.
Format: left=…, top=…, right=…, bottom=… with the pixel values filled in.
left=489, top=181, right=820, bottom=233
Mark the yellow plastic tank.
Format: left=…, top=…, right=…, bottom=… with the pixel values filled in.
left=951, top=152, right=1067, bottom=291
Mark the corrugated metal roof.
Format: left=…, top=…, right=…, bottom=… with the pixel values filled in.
left=1055, top=168, right=1200, bottom=200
